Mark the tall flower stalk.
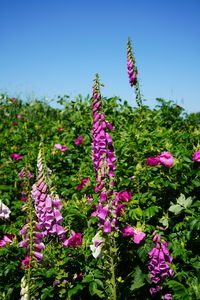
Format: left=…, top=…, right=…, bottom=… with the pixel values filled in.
left=127, top=37, right=143, bottom=107
left=90, top=74, right=145, bottom=299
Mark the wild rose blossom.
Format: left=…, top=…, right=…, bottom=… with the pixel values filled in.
left=63, top=231, right=82, bottom=247
left=122, top=225, right=146, bottom=244
left=75, top=136, right=84, bottom=144
left=146, top=157, right=160, bottom=166
left=10, top=153, right=22, bottom=160
left=54, top=143, right=67, bottom=151
left=192, top=150, right=200, bottom=162
left=146, top=151, right=174, bottom=167
left=76, top=177, right=90, bottom=190
left=148, top=233, right=174, bottom=295
left=158, top=152, right=174, bottom=167
left=0, top=200, right=11, bottom=219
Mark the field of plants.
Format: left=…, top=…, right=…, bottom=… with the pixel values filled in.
left=0, top=41, right=200, bottom=300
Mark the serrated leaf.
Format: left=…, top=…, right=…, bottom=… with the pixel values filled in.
left=130, top=266, right=145, bottom=291
left=169, top=204, right=184, bottom=215
left=177, top=194, right=186, bottom=206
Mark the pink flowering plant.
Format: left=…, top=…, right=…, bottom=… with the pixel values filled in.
left=0, top=45, right=200, bottom=299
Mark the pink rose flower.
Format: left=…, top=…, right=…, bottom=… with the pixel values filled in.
left=63, top=231, right=82, bottom=247
left=76, top=177, right=90, bottom=190
left=192, top=150, right=200, bottom=162
left=158, top=151, right=174, bottom=167
left=54, top=144, right=67, bottom=151
left=146, top=157, right=160, bottom=166
left=75, top=136, right=84, bottom=145
left=10, top=153, right=22, bottom=160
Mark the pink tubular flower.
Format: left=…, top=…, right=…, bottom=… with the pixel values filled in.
left=11, top=97, right=17, bottom=102
left=63, top=231, right=82, bottom=247
left=158, top=152, right=174, bottom=167
left=54, top=144, right=67, bottom=151
left=21, top=255, right=30, bottom=269
left=118, top=190, right=132, bottom=202
left=0, top=235, right=14, bottom=248
left=10, top=153, right=22, bottom=160
left=75, top=136, right=84, bottom=144
left=146, top=157, right=160, bottom=166
left=76, top=177, right=90, bottom=190
left=192, top=150, right=200, bottom=162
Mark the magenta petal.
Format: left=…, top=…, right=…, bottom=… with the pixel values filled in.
left=133, top=232, right=146, bottom=244
left=103, top=220, right=111, bottom=233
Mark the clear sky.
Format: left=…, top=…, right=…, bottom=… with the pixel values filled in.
left=0, top=0, right=200, bottom=112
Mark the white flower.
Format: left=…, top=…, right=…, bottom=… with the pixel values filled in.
left=90, top=231, right=105, bottom=259
left=0, top=200, right=11, bottom=219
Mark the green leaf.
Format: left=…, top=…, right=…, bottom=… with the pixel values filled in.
left=169, top=204, right=184, bottom=215
left=167, top=280, right=189, bottom=300
left=177, top=194, right=193, bottom=208
left=143, top=205, right=160, bottom=218
left=130, top=266, right=145, bottom=291
left=68, top=284, right=84, bottom=297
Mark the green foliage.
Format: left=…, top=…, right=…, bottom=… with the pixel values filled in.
left=0, top=94, right=200, bottom=299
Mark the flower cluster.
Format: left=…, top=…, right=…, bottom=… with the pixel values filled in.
left=127, top=38, right=138, bottom=87
left=146, top=151, right=174, bottom=167
left=148, top=234, right=174, bottom=295
left=19, top=224, right=45, bottom=263
left=31, top=147, right=67, bottom=245
left=91, top=74, right=116, bottom=194
left=193, top=149, right=200, bottom=162
left=0, top=200, right=11, bottom=219
left=31, top=146, right=82, bottom=248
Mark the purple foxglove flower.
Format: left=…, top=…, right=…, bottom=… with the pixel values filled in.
left=103, top=220, right=112, bottom=233
left=97, top=206, right=109, bottom=221
left=100, top=191, right=107, bottom=203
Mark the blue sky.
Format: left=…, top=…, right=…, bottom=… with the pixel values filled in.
left=0, top=0, right=200, bottom=112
